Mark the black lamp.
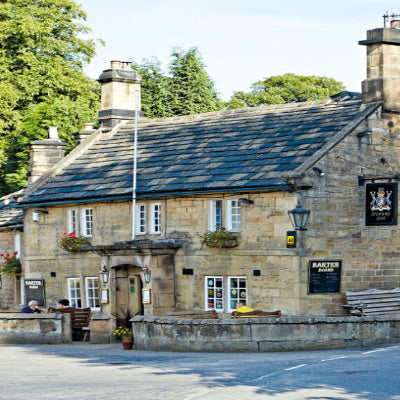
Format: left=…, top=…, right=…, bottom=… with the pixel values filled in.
left=142, top=265, right=151, bottom=283
left=288, top=201, right=310, bottom=231
left=99, top=265, right=109, bottom=284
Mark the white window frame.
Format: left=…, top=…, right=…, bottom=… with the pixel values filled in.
left=205, top=276, right=224, bottom=312
left=228, top=276, right=248, bottom=312
left=150, top=203, right=161, bottom=234
left=68, top=209, right=78, bottom=234
left=85, top=277, right=100, bottom=310
left=81, top=208, right=93, bottom=237
left=136, top=203, right=147, bottom=235
left=67, top=278, right=82, bottom=308
left=226, top=200, right=241, bottom=232
left=209, top=200, right=223, bottom=230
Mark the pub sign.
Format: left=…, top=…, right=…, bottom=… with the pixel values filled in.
left=366, top=182, right=398, bottom=226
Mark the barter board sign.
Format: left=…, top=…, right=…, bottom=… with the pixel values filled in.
left=24, top=279, right=45, bottom=306
left=366, top=182, right=398, bottom=226
left=308, top=260, right=342, bottom=294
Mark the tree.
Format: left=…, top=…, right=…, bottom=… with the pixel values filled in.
left=131, top=59, right=172, bottom=119
left=168, top=48, right=223, bottom=116
left=226, top=73, right=345, bottom=109
left=132, top=48, right=223, bottom=118
left=0, top=0, right=100, bottom=195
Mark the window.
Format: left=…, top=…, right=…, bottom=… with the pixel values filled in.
left=205, top=276, right=224, bottom=311
left=81, top=208, right=93, bottom=237
left=136, top=204, right=146, bottom=235
left=228, top=276, right=248, bottom=312
left=67, top=278, right=82, bottom=308
left=204, top=276, right=247, bottom=312
left=85, top=277, right=100, bottom=310
left=209, top=200, right=223, bottom=230
left=150, top=203, right=161, bottom=234
left=68, top=209, right=77, bottom=234
left=227, top=200, right=241, bottom=231
left=209, top=200, right=241, bottom=232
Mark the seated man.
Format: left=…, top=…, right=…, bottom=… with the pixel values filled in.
left=235, top=301, right=254, bottom=313
left=21, top=300, right=43, bottom=314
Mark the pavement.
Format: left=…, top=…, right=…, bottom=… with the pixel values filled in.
left=1, top=342, right=400, bottom=400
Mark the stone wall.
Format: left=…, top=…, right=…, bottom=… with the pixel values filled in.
left=0, top=313, right=71, bottom=344
left=132, top=315, right=400, bottom=352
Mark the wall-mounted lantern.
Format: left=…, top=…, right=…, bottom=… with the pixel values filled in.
left=288, top=201, right=310, bottom=231
left=237, top=198, right=254, bottom=207
left=98, top=265, right=109, bottom=284
left=32, top=209, right=48, bottom=222
left=141, top=265, right=151, bottom=283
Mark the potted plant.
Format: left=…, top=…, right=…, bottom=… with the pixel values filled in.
left=112, top=306, right=136, bottom=350
left=198, top=227, right=238, bottom=248
left=0, top=251, right=21, bottom=275
left=59, top=232, right=91, bottom=252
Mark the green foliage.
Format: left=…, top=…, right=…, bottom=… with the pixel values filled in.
left=0, top=0, right=101, bottom=195
left=0, top=252, right=21, bottom=275
left=226, top=73, right=345, bottom=108
left=168, top=48, right=223, bottom=116
left=198, top=227, right=238, bottom=248
left=132, top=48, right=223, bottom=118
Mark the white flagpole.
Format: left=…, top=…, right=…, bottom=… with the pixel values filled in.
left=132, top=91, right=139, bottom=240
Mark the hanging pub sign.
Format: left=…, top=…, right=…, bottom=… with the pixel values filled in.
left=366, top=182, right=398, bottom=226
left=23, top=279, right=45, bottom=307
left=308, top=260, right=342, bottom=294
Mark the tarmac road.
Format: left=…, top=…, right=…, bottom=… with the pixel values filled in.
left=1, top=342, right=400, bottom=400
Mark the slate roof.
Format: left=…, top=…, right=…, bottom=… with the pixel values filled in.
left=20, top=98, right=379, bottom=206
left=0, top=194, right=23, bottom=229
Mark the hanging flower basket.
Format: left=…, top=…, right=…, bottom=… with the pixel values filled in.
left=198, top=227, right=238, bottom=248
left=0, top=252, right=21, bottom=275
left=59, top=232, right=91, bottom=252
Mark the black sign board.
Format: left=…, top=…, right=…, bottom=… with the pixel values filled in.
left=24, top=279, right=45, bottom=306
left=308, top=260, right=342, bottom=294
left=366, top=182, right=398, bottom=226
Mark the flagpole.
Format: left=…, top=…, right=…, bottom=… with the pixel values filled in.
left=132, top=91, right=139, bottom=240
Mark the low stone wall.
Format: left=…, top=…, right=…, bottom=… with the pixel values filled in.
left=0, top=313, right=71, bottom=344
left=132, top=315, right=400, bottom=352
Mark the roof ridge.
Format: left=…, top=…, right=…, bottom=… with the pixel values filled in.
left=121, top=99, right=345, bottom=128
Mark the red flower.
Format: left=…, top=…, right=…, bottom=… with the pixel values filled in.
left=6, top=253, right=9, bottom=257
left=0, top=254, right=3, bottom=257
left=13, top=251, right=18, bottom=255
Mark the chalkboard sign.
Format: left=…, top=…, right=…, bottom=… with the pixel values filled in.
left=308, top=260, right=342, bottom=294
left=24, top=279, right=45, bottom=306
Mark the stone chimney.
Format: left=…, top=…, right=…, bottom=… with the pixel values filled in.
left=97, top=60, right=141, bottom=128
left=359, top=24, right=400, bottom=113
left=28, top=127, right=67, bottom=184
left=73, top=123, right=97, bottom=145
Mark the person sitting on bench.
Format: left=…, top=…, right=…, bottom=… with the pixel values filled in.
left=235, top=301, right=254, bottom=313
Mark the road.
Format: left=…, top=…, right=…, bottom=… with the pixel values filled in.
left=0, top=342, right=399, bottom=400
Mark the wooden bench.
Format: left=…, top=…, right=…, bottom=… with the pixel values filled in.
left=166, top=310, right=218, bottom=319
left=231, top=310, right=281, bottom=318
left=343, top=288, right=400, bottom=316
left=48, top=307, right=91, bottom=340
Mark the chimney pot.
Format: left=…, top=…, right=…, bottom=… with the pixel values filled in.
left=391, top=20, right=400, bottom=29
left=110, top=60, right=121, bottom=69
left=48, top=126, right=58, bottom=140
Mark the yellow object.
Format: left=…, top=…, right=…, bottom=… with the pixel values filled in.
left=235, top=305, right=254, bottom=313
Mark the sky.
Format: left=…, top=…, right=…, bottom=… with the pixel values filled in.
left=77, top=0, right=400, bottom=101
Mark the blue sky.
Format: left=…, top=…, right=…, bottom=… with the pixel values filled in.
left=78, top=0, right=399, bottom=100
